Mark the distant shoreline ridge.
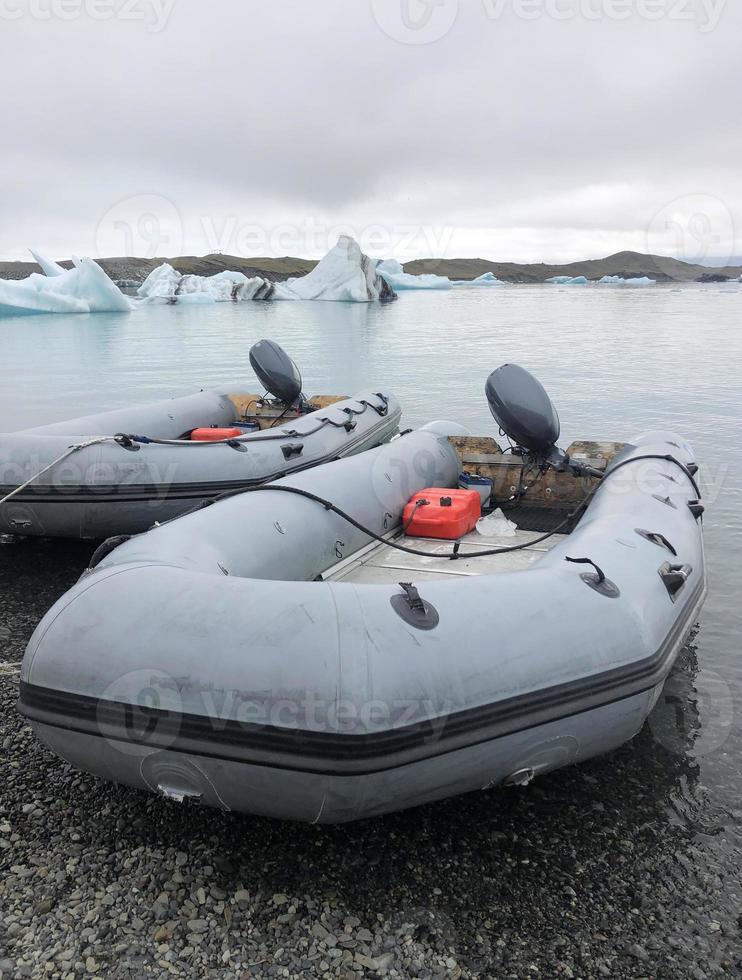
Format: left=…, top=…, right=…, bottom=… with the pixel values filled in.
left=1, top=249, right=740, bottom=286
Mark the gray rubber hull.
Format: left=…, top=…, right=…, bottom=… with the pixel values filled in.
left=0, top=389, right=400, bottom=538
left=19, top=429, right=706, bottom=822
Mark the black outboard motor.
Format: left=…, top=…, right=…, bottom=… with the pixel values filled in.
left=485, top=363, right=560, bottom=456
left=485, top=363, right=602, bottom=478
left=249, top=339, right=307, bottom=408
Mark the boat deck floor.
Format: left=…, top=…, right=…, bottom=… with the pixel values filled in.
left=326, top=526, right=568, bottom=585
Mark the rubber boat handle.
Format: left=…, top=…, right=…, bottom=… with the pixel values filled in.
left=635, top=529, right=677, bottom=556
left=399, top=582, right=426, bottom=613
left=391, top=583, right=441, bottom=630
left=565, top=556, right=606, bottom=585
left=564, top=557, right=620, bottom=599
left=360, top=394, right=389, bottom=417
left=281, top=443, right=304, bottom=460
left=659, top=562, right=693, bottom=601
left=687, top=500, right=705, bottom=521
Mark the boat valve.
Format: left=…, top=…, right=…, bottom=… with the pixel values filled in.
left=503, top=768, right=535, bottom=788
left=158, top=783, right=203, bottom=806
left=8, top=519, right=32, bottom=532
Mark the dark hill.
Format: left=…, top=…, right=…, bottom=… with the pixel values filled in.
left=1, top=250, right=739, bottom=285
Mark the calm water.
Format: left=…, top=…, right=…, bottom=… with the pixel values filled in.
left=1, top=283, right=740, bottom=828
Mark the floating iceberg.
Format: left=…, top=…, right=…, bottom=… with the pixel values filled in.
left=376, top=259, right=452, bottom=291
left=138, top=263, right=190, bottom=301
left=376, top=261, right=507, bottom=291
left=0, top=253, right=134, bottom=318
left=283, top=236, right=394, bottom=301
left=376, top=262, right=505, bottom=291
left=139, top=236, right=395, bottom=306
left=0, top=281, right=89, bottom=316
left=453, top=272, right=505, bottom=287
left=544, top=274, right=657, bottom=288
left=598, top=275, right=656, bottom=286
left=29, top=249, right=67, bottom=278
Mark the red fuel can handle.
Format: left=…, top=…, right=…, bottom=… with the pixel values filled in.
left=403, top=488, right=481, bottom=540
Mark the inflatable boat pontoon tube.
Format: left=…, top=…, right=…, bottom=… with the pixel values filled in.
left=0, top=389, right=400, bottom=539
left=19, top=427, right=706, bottom=822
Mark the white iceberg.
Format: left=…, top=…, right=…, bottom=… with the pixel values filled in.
left=0, top=281, right=90, bottom=316
left=377, top=262, right=507, bottom=291
left=29, top=249, right=67, bottom=278
left=453, top=272, right=506, bottom=287
left=138, top=264, right=276, bottom=303
left=137, top=263, right=187, bottom=301
left=546, top=275, right=589, bottom=285
left=283, top=236, right=393, bottom=302
left=0, top=253, right=134, bottom=318
left=598, top=275, right=656, bottom=286
left=376, top=259, right=507, bottom=292
left=139, top=236, right=395, bottom=306
left=376, top=259, right=452, bottom=291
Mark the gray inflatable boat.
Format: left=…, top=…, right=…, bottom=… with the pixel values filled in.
left=19, top=366, right=706, bottom=823
left=0, top=341, right=400, bottom=539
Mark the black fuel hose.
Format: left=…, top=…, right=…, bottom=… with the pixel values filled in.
left=208, top=453, right=700, bottom=562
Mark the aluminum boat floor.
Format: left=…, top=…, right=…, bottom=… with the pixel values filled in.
left=326, top=528, right=568, bottom=584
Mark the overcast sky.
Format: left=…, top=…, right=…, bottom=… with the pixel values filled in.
left=0, top=0, right=739, bottom=263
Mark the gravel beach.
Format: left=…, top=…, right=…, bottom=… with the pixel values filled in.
left=1, top=540, right=740, bottom=980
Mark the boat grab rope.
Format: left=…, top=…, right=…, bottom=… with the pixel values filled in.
left=0, top=437, right=116, bottom=509
left=113, top=395, right=391, bottom=449
left=207, top=452, right=701, bottom=562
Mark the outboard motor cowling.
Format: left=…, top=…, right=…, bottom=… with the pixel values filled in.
left=485, top=363, right=560, bottom=455
left=249, top=339, right=304, bottom=406
left=485, top=363, right=602, bottom=478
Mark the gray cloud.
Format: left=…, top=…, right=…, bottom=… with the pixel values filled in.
left=0, top=0, right=738, bottom=263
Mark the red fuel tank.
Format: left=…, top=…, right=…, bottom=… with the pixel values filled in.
left=403, top=488, right=481, bottom=540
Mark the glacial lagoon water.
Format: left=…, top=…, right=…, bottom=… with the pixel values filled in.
left=1, top=282, right=741, bottom=838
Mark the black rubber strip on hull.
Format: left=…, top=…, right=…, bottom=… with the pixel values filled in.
left=18, top=579, right=705, bottom=777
